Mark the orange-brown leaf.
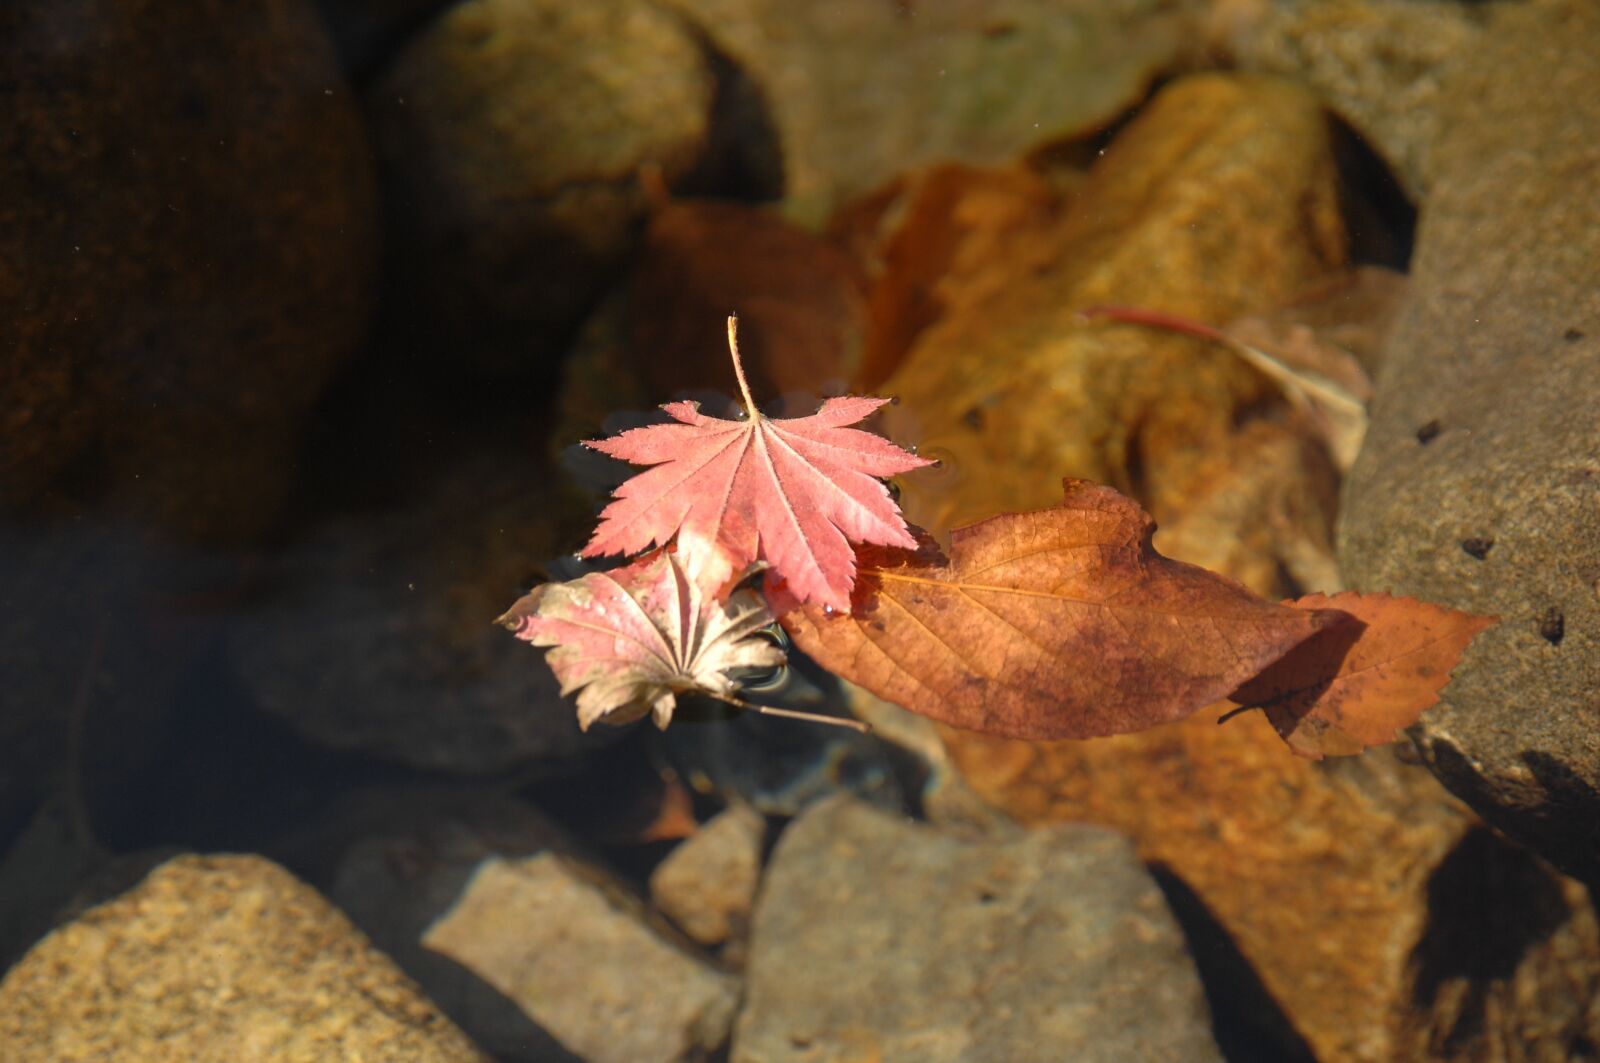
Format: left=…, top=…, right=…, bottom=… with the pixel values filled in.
left=768, top=480, right=1342, bottom=740
left=1228, top=591, right=1496, bottom=759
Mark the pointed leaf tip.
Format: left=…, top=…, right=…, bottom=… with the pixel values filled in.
left=1229, top=591, right=1496, bottom=759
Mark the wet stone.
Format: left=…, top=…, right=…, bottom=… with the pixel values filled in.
left=731, top=795, right=1223, bottom=1063
left=229, top=457, right=611, bottom=776
left=0, top=0, right=375, bottom=540
left=0, top=854, right=486, bottom=1062
left=649, top=801, right=766, bottom=948
left=368, top=0, right=716, bottom=372
left=1338, top=0, right=1600, bottom=885
left=422, top=852, right=739, bottom=1063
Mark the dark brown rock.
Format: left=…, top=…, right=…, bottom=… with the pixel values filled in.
left=0, top=0, right=376, bottom=540
left=1338, top=0, right=1600, bottom=885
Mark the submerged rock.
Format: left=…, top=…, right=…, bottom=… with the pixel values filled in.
left=0, top=854, right=486, bottom=1062
left=649, top=801, right=766, bottom=948
left=423, top=852, right=739, bottom=1063
left=658, top=0, right=1185, bottom=224
left=732, top=795, right=1222, bottom=1062
left=369, top=0, right=716, bottom=372
left=317, top=791, right=607, bottom=1061
left=229, top=456, right=609, bottom=776
left=1338, top=0, right=1600, bottom=885
left=0, top=0, right=375, bottom=540
left=1217, top=0, right=1489, bottom=199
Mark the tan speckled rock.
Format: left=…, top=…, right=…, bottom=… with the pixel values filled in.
left=0, top=854, right=486, bottom=1063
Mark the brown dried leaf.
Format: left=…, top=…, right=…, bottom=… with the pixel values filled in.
left=1228, top=591, right=1497, bottom=759
left=769, top=480, right=1341, bottom=740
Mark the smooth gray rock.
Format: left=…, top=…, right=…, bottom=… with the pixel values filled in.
left=229, top=457, right=613, bottom=776
left=1338, top=0, right=1600, bottom=883
left=657, top=0, right=1186, bottom=225
left=423, top=852, right=738, bottom=1063
left=732, top=795, right=1222, bottom=1063
left=320, top=792, right=600, bottom=1062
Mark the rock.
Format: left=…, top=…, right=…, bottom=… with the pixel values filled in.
left=880, top=74, right=1349, bottom=597
left=229, top=456, right=612, bottom=775
left=0, top=854, right=486, bottom=1062
left=312, top=791, right=595, bottom=1061
left=731, top=795, right=1223, bottom=1063
left=0, top=0, right=375, bottom=540
left=1215, top=0, right=1489, bottom=199
left=0, top=523, right=216, bottom=848
left=315, top=0, right=453, bottom=77
left=946, top=723, right=1600, bottom=1062
left=1337, top=0, right=1600, bottom=885
left=658, top=0, right=1186, bottom=225
left=832, top=161, right=1067, bottom=391
left=552, top=198, right=871, bottom=447
left=649, top=801, right=766, bottom=948
left=422, top=852, right=739, bottom=1063
left=369, top=0, right=716, bottom=372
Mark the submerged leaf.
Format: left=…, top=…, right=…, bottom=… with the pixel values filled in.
left=1079, top=302, right=1375, bottom=471
left=1228, top=591, right=1497, bottom=758
left=500, top=550, right=784, bottom=731
left=770, top=479, right=1342, bottom=740
left=582, top=317, right=934, bottom=610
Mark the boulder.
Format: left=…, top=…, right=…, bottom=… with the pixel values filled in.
left=0, top=854, right=486, bottom=1062
left=658, top=0, right=1186, bottom=224
left=423, top=852, right=739, bottom=1063
left=0, top=0, right=375, bottom=540
left=369, top=0, right=716, bottom=371
left=1338, top=0, right=1600, bottom=884
left=731, top=795, right=1223, bottom=1062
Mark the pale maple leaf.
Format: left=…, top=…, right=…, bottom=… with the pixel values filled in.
left=581, top=316, right=934, bottom=611
left=498, top=549, right=784, bottom=731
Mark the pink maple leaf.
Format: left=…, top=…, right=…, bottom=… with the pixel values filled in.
left=581, top=316, right=934, bottom=611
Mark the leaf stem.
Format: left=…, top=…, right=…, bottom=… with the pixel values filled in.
left=726, top=314, right=760, bottom=419
left=709, top=689, right=871, bottom=733
left=1077, top=304, right=1233, bottom=344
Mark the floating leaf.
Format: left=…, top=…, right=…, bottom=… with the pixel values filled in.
left=582, top=317, right=934, bottom=610
left=769, top=479, right=1342, bottom=740
left=499, top=550, right=784, bottom=731
left=1227, top=591, right=1497, bottom=758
